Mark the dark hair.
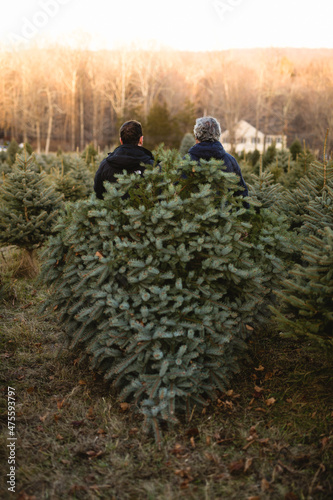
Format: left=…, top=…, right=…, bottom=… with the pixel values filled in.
left=120, top=120, right=143, bottom=145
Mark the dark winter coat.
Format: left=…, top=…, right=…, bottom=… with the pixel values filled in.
left=94, top=144, right=154, bottom=199
left=187, top=141, right=249, bottom=201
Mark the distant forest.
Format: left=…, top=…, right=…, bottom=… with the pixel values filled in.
left=1, top=46, right=332, bottom=154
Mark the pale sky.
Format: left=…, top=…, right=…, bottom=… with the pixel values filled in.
left=1, top=0, right=332, bottom=51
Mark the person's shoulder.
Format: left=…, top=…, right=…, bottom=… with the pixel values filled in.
left=224, top=151, right=236, bottom=161
left=187, top=142, right=202, bottom=158
left=96, top=155, right=109, bottom=172
left=141, top=146, right=154, bottom=159
left=188, top=142, right=198, bottom=152
left=223, top=150, right=239, bottom=166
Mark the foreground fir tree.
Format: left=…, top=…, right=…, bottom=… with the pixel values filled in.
left=246, top=171, right=295, bottom=319
left=0, top=153, right=62, bottom=272
left=248, top=170, right=283, bottom=209
left=272, top=226, right=333, bottom=350
left=271, top=164, right=333, bottom=351
left=53, top=155, right=94, bottom=201
left=278, top=159, right=333, bottom=232
left=40, top=154, right=270, bottom=440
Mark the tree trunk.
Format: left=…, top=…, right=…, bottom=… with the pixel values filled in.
left=36, top=121, right=41, bottom=153
left=22, top=69, right=28, bottom=144
left=92, top=93, right=98, bottom=149
left=80, top=81, right=84, bottom=151
left=71, top=70, right=77, bottom=151
left=45, top=90, right=53, bottom=154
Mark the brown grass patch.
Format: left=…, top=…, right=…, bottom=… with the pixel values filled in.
left=0, top=269, right=332, bottom=499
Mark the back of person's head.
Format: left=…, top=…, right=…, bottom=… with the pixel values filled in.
left=120, top=120, right=143, bottom=145
left=194, top=116, right=221, bottom=142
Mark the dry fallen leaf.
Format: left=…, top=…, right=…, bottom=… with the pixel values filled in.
left=170, top=443, right=188, bottom=457
left=321, top=437, right=329, bottom=448
left=261, top=478, right=271, bottom=491
left=243, top=441, right=255, bottom=451
left=56, top=434, right=64, bottom=440
left=244, top=457, right=253, bottom=472
left=57, top=399, right=65, bottom=410
left=78, top=380, right=87, bottom=386
left=17, top=492, right=37, bottom=500
left=257, top=438, right=270, bottom=447
left=284, top=493, right=299, bottom=500
left=120, top=402, right=130, bottom=411
left=255, top=365, right=265, bottom=371
left=266, top=397, right=276, bottom=406
left=0, top=352, right=14, bottom=359
left=254, top=385, right=265, bottom=393
left=292, top=454, right=310, bottom=465
left=69, top=485, right=87, bottom=494
left=72, top=420, right=84, bottom=428
left=86, top=407, right=95, bottom=419
left=229, top=459, right=245, bottom=475
left=86, top=450, right=103, bottom=459
left=174, top=467, right=193, bottom=483
left=185, top=427, right=199, bottom=438
left=204, top=452, right=218, bottom=463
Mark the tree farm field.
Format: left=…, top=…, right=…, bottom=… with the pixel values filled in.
left=0, top=248, right=332, bottom=500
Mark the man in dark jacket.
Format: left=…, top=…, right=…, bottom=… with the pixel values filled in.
left=94, top=120, right=154, bottom=199
left=187, top=116, right=249, bottom=203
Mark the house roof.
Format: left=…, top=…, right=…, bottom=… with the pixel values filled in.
left=221, top=120, right=265, bottom=139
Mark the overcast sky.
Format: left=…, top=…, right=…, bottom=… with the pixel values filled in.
left=1, top=0, right=332, bottom=51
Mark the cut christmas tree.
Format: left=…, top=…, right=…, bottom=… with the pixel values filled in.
left=40, top=153, right=271, bottom=440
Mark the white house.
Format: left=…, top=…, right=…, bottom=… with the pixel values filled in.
left=220, top=120, right=287, bottom=154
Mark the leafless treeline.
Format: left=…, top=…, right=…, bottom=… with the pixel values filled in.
left=0, top=46, right=332, bottom=153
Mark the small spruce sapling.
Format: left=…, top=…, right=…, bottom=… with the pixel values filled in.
left=0, top=152, right=62, bottom=274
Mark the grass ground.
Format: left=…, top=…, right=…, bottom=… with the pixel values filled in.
left=0, top=249, right=332, bottom=500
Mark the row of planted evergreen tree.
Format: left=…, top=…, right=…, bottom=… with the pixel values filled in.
left=0, top=144, right=332, bottom=440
